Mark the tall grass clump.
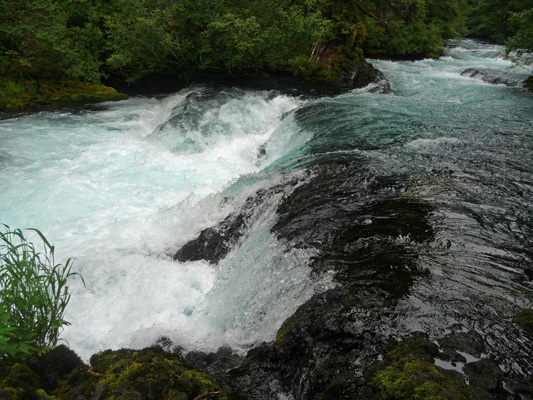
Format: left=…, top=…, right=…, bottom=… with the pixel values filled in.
left=0, top=225, right=83, bottom=360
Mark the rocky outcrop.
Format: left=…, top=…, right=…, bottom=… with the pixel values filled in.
left=171, top=158, right=533, bottom=399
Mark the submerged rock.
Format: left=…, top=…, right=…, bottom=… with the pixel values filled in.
left=461, top=68, right=525, bottom=87
left=220, top=161, right=437, bottom=399
left=525, top=75, right=533, bottom=92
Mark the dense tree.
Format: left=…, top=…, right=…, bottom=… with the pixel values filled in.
left=506, top=7, right=533, bottom=55
left=0, top=0, right=531, bottom=97
left=104, top=0, right=332, bottom=82
left=0, top=0, right=106, bottom=83
left=466, top=0, right=531, bottom=45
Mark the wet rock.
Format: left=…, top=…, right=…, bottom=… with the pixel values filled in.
left=504, top=374, right=533, bottom=399
left=174, top=177, right=302, bottom=264
left=525, top=75, right=533, bottom=92
left=173, top=190, right=269, bottom=264
left=91, top=382, right=109, bottom=400
left=334, top=60, right=390, bottom=93
left=0, top=346, right=85, bottom=400
left=461, top=68, right=525, bottom=87
left=187, top=161, right=436, bottom=399
left=191, top=63, right=389, bottom=97
left=185, top=347, right=243, bottom=381
left=437, top=331, right=486, bottom=361
left=462, top=358, right=508, bottom=399
left=272, top=161, right=433, bottom=298
left=0, top=363, right=43, bottom=399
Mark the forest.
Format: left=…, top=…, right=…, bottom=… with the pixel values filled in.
left=1, top=0, right=532, bottom=110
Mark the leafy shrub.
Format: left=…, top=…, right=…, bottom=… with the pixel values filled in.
left=0, top=225, right=82, bottom=360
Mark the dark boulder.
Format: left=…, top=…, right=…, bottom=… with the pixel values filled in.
left=333, top=59, right=390, bottom=93
left=461, top=68, right=525, bottom=87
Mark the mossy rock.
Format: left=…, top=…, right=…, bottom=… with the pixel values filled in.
left=0, top=346, right=83, bottom=400
left=0, top=79, right=127, bottom=112
left=371, top=337, right=472, bottom=400
left=514, top=309, right=533, bottom=332
left=58, top=347, right=229, bottom=400
left=0, top=362, right=51, bottom=400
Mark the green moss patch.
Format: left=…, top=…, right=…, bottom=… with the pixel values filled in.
left=0, top=79, right=127, bottom=112
left=371, top=338, right=471, bottom=400
left=0, top=362, right=57, bottom=400
left=58, top=348, right=229, bottom=400
left=1, top=346, right=229, bottom=400
left=514, top=309, right=533, bottom=332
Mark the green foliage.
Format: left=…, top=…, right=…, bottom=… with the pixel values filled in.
left=0, top=0, right=106, bottom=83
left=103, top=0, right=332, bottom=81
left=289, top=55, right=335, bottom=80
left=1, top=0, right=528, bottom=90
left=0, top=225, right=82, bottom=360
left=507, top=8, right=533, bottom=56
left=383, top=20, right=444, bottom=58
left=466, top=0, right=532, bottom=44
left=327, top=0, right=468, bottom=59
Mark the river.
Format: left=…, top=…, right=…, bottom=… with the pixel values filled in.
left=1, top=39, right=532, bottom=377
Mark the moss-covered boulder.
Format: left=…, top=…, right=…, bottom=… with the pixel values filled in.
left=371, top=337, right=471, bottom=400
left=0, top=345, right=80, bottom=400
left=1, top=346, right=229, bottom=400
left=57, top=347, right=229, bottom=400
left=0, top=79, right=127, bottom=112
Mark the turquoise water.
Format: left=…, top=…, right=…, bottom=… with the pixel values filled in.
left=1, top=40, right=532, bottom=363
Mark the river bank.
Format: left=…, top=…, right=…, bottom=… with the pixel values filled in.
left=0, top=80, right=128, bottom=113
left=0, top=58, right=390, bottom=115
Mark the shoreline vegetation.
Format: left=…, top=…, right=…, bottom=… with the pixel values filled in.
left=1, top=0, right=532, bottom=113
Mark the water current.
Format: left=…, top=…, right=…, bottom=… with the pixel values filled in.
left=1, top=39, right=532, bottom=365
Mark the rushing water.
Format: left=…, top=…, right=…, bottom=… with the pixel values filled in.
left=1, top=40, right=532, bottom=364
